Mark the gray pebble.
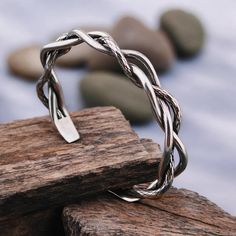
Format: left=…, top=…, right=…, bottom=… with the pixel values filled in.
left=80, top=72, right=153, bottom=123
left=160, top=9, right=205, bottom=57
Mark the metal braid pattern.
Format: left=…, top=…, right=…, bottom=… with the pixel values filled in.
left=36, top=29, right=188, bottom=201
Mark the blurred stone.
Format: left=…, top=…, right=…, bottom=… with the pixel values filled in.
left=56, top=26, right=109, bottom=67
left=160, top=9, right=205, bottom=57
left=80, top=72, right=153, bottom=123
left=7, top=45, right=43, bottom=81
left=88, top=16, right=175, bottom=72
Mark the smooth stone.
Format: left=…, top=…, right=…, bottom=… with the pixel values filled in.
left=80, top=72, right=153, bottom=123
left=56, top=26, right=109, bottom=67
left=88, top=16, right=175, bottom=72
left=160, top=9, right=205, bottom=57
left=7, top=45, right=43, bottom=81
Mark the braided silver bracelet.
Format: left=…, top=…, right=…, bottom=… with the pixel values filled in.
left=36, top=29, right=188, bottom=202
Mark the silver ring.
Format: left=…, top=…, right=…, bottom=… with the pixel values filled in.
left=36, top=29, right=188, bottom=201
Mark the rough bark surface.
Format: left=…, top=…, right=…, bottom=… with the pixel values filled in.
left=0, top=107, right=161, bottom=223
left=63, top=188, right=236, bottom=236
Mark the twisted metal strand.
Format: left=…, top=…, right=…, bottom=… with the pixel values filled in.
left=38, top=30, right=180, bottom=131
left=36, top=29, right=188, bottom=201
left=82, top=32, right=187, bottom=180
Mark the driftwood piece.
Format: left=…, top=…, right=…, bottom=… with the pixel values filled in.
left=0, top=139, right=159, bottom=236
left=63, top=188, right=236, bottom=236
left=0, top=106, right=161, bottom=224
left=0, top=138, right=160, bottom=236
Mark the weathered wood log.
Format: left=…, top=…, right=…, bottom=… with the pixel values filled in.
left=63, top=188, right=236, bottom=236
left=0, top=106, right=161, bottom=224
left=0, top=138, right=160, bottom=236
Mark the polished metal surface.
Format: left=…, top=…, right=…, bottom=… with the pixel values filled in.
left=37, top=29, right=188, bottom=201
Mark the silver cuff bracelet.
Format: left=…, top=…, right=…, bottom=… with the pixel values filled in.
left=36, top=29, right=188, bottom=202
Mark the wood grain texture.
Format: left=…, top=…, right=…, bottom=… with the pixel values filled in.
left=0, top=138, right=160, bottom=236
left=0, top=106, right=161, bottom=223
left=63, top=188, right=236, bottom=236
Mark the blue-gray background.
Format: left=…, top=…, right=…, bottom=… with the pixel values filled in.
left=0, top=0, right=235, bottom=215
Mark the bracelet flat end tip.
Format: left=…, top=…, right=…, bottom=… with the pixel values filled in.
left=55, top=115, right=80, bottom=144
